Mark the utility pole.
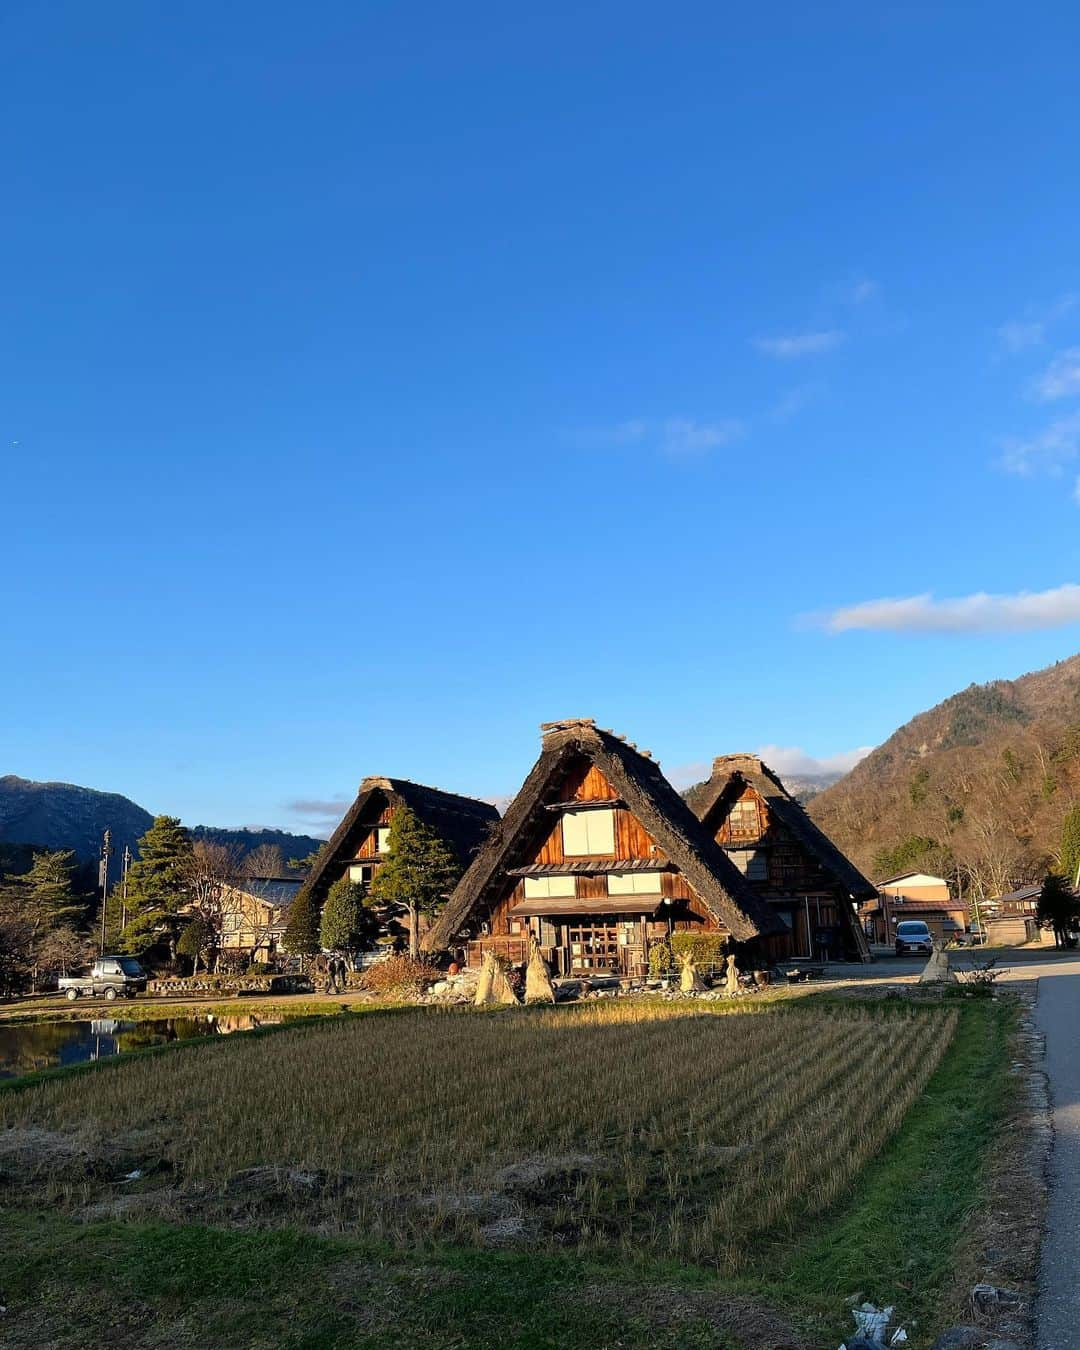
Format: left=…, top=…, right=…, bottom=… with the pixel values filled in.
left=120, top=844, right=132, bottom=931
left=98, top=829, right=114, bottom=955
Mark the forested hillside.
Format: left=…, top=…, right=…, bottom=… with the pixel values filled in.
left=809, top=654, right=1080, bottom=900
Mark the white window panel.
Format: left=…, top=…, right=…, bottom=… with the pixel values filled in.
left=376, top=827, right=391, bottom=854
left=606, top=871, right=663, bottom=896
left=746, top=852, right=768, bottom=881
left=562, top=808, right=616, bottom=856
left=523, top=875, right=577, bottom=899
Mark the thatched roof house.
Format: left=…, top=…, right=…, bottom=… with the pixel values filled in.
left=423, top=720, right=783, bottom=976
left=302, top=776, right=499, bottom=913
left=686, top=754, right=872, bottom=961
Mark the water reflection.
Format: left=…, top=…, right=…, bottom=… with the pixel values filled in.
left=0, top=1013, right=285, bottom=1080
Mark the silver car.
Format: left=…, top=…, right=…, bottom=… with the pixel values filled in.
left=895, top=920, right=933, bottom=956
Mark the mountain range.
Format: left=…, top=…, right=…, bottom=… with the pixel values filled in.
left=808, top=652, right=1080, bottom=897
left=8, top=650, right=1079, bottom=903
left=0, top=775, right=325, bottom=875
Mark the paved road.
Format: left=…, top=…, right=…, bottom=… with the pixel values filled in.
left=1019, top=954, right=1080, bottom=1350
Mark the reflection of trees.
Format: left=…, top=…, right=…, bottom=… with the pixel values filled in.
left=0, top=1014, right=289, bottom=1080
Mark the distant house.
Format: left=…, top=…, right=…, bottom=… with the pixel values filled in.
left=301, top=777, right=500, bottom=942
left=686, top=754, right=873, bottom=962
left=985, top=883, right=1041, bottom=918
left=982, top=883, right=1048, bottom=946
left=422, top=719, right=784, bottom=976
left=861, top=871, right=968, bottom=945
left=219, top=876, right=304, bottom=963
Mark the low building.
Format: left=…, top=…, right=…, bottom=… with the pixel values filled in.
left=985, top=883, right=1041, bottom=918
left=860, top=871, right=968, bottom=945
left=218, top=876, right=304, bottom=963
left=423, top=719, right=785, bottom=975
left=983, top=884, right=1052, bottom=946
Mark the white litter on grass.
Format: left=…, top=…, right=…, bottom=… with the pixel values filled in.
left=855, top=1304, right=893, bottom=1340
left=122, top=1169, right=144, bottom=1182
left=837, top=1302, right=907, bottom=1348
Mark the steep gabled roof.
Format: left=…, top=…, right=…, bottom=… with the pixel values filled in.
left=303, top=777, right=499, bottom=909
left=689, top=753, right=877, bottom=902
left=423, top=721, right=783, bottom=951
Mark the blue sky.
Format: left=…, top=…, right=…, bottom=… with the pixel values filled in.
left=4, top=2, right=1080, bottom=835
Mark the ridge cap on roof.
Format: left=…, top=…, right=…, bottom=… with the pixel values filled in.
left=357, top=775, right=498, bottom=812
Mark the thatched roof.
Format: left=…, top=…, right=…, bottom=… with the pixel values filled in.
left=688, top=753, right=877, bottom=902
left=423, top=720, right=783, bottom=951
left=302, top=777, right=499, bottom=909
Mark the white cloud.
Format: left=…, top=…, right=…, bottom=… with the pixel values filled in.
left=666, top=745, right=872, bottom=790
left=661, top=417, right=743, bottom=456
left=996, top=320, right=1045, bottom=352
left=754, top=744, right=874, bottom=778
left=1034, top=348, right=1080, bottom=401
left=996, top=294, right=1078, bottom=354
left=820, top=584, right=1080, bottom=635
left=666, top=761, right=712, bottom=789
left=1000, top=413, right=1080, bottom=476
left=576, top=417, right=743, bottom=457
left=754, top=331, right=844, bottom=358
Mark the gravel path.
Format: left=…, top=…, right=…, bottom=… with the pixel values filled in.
left=1022, top=954, right=1080, bottom=1350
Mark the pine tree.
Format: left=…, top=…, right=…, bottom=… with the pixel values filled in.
left=121, top=815, right=193, bottom=955
left=284, top=885, right=321, bottom=959
left=320, top=876, right=381, bottom=953
left=369, top=805, right=460, bottom=957
left=1061, top=803, right=1080, bottom=888
left=22, top=850, right=83, bottom=932
left=8, top=850, right=84, bottom=990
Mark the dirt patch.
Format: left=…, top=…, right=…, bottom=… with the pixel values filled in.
left=584, top=1284, right=808, bottom=1349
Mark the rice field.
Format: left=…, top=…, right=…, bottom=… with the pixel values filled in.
left=1, top=1000, right=958, bottom=1267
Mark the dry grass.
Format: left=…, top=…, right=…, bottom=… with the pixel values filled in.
left=1, top=1000, right=957, bottom=1268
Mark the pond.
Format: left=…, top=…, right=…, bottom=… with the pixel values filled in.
left=0, top=1013, right=287, bottom=1081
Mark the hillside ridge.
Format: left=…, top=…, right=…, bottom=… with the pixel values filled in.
left=808, top=653, right=1080, bottom=896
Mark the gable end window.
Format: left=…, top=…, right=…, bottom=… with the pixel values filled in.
left=562, top=808, right=616, bottom=856
left=728, top=800, right=760, bottom=840
left=376, top=826, right=391, bottom=854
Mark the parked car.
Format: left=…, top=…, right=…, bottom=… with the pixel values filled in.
left=58, top=956, right=148, bottom=1001
left=894, top=920, right=933, bottom=956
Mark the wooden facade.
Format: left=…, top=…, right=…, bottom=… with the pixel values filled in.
left=423, top=720, right=782, bottom=975
left=688, top=755, right=874, bottom=962
left=300, top=777, right=500, bottom=935
left=218, top=877, right=301, bottom=962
